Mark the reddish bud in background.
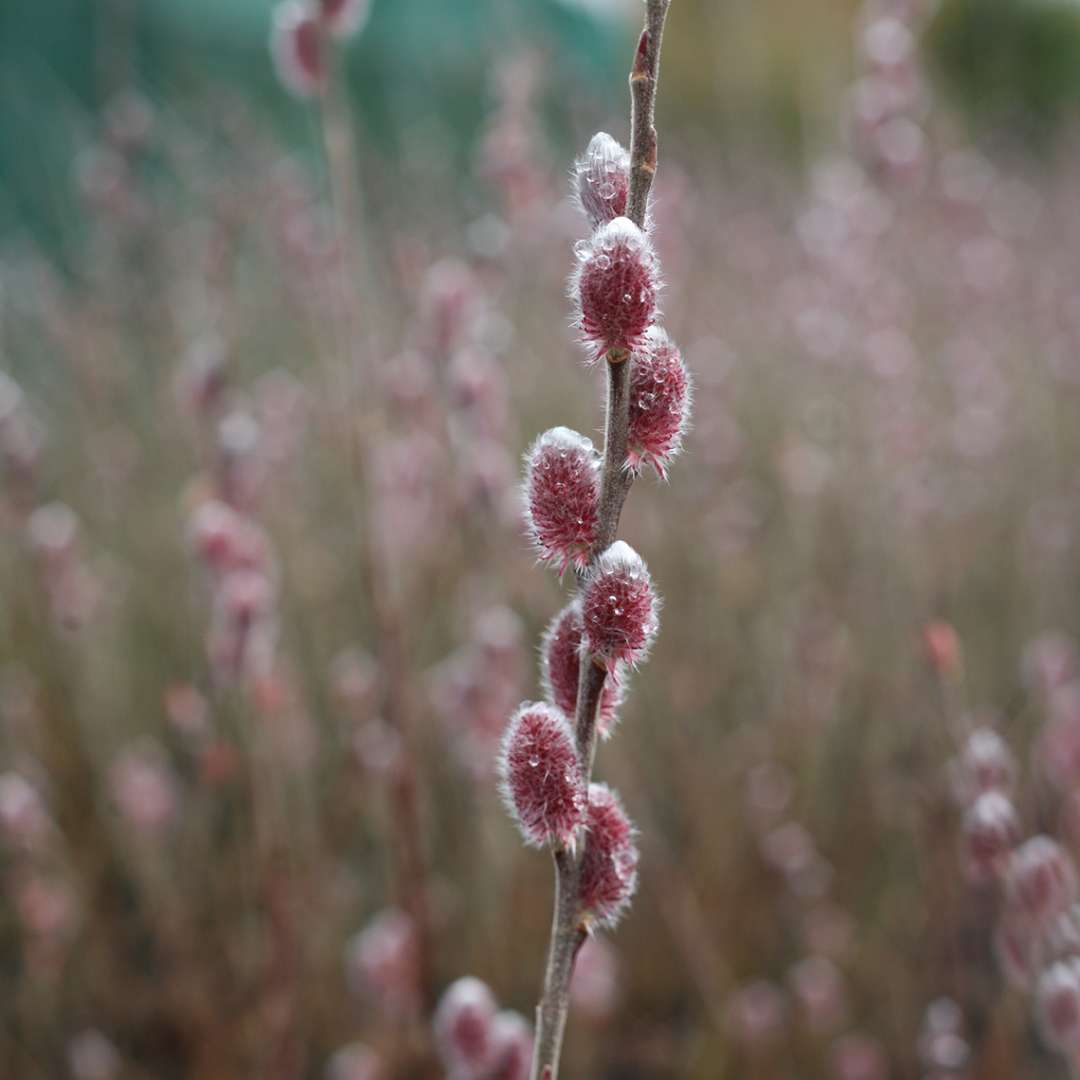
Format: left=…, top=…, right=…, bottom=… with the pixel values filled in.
left=271, top=2, right=326, bottom=98
left=541, top=602, right=624, bottom=738
left=626, top=327, right=692, bottom=479
left=916, top=997, right=970, bottom=1074
left=434, top=977, right=498, bottom=1076
left=488, top=1011, right=534, bottom=1080
left=952, top=726, right=1015, bottom=804
left=573, top=217, right=659, bottom=361
left=523, top=427, right=600, bottom=573
left=188, top=500, right=268, bottom=575
left=108, top=743, right=179, bottom=834
left=573, top=132, right=630, bottom=229
left=961, top=790, right=1020, bottom=882
left=582, top=541, right=659, bottom=674
left=578, top=783, right=638, bottom=927
left=1006, top=836, right=1078, bottom=927
left=922, top=619, right=961, bottom=675
left=0, top=772, right=50, bottom=847
left=325, top=1042, right=381, bottom=1080
left=499, top=703, right=586, bottom=848
left=1037, top=961, right=1080, bottom=1054
left=344, top=907, right=419, bottom=1019
left=1023, top=632, right=1078, bottom=697
left=319, top=0, right=371, bottom=39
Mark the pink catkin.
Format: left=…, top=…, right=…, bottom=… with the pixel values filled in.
left=961, top=790, right=1020, bottom=882
left=626, top=327, right=692, bottom=479
left=582, top=541, right=659, bottom=674
left=1005, top=836, right=1078, bottom=927
left=573, top=132, right=630, bottom=229
left=498, top=703, right=586, bottom=848
left=318, top=0, right=370, bottom=38
left=434, top=977, right=499, bottom=1075
left=577, top=783, right=638, bottom=927
left=541, top=602, right=623, bottom=738
left=271, top=2, right=326, bottom=98
left=326, top=1042, right=381, bottom=1080
left=344, top=907, right=419, bottom=1018
left=952, top=726, right=1015, bottom=803
left=488, top=1011, right=534, bottom=1080
left=1037, top=961, right=1080, bottom=1054
left=523, top=427, right=600, bottom=573
left=573, top=217, right=659, bottom=361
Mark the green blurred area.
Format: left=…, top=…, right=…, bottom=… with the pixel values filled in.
left=0, top=0, right=624, bottom=252
left=7, top=0, right=1080, bottom=253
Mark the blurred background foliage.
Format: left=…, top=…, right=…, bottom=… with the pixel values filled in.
left=10, top=0, right=1080, bottom=253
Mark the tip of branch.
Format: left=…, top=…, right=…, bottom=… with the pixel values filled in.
left=631, top=29, right=650, bottom=82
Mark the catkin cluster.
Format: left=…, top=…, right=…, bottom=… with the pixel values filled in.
left=498, top=130, right=692, bottom=934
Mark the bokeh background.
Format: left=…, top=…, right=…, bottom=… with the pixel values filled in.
left=7, top=0, right=1080, bottom=1077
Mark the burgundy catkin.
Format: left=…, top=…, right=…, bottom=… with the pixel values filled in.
left=498, top=703, right=586, bottom=848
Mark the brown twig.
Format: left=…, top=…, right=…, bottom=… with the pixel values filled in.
left=530, top=4, right=672, bottom=1076
left=313, top=41, right=437, bottom=1017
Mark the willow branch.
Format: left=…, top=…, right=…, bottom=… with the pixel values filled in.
left=530, top=5, right=672, bottom=1077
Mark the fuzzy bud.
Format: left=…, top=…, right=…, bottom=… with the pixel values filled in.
left=271, top=1, right=325, bottom=98
left=961, top=790, right=1020, bottom=882
left=434, top=977, right=498, bottom=1075
left=499, top=703, right=585, bottom=848
left=319, top=0, right=370, bottom=38
left=541, top=602, right=624, bottom=738
left=345, top=907, right=419, bottom=1018
left=578, top=783, right=639, bottom=927
left=573, top=132, right=630, bottom=228
left=1037, top=961, right=1080, bottom=1054
left=573, top=217, right=659, bottom=361
left=325, top=1042, right=381, bottom=1080
left=1006, top=836, right=1078, bottom=927
left=188, top=500, right=267, bottom=574
left=523, top=427, right=600, bottom=573
left=582, top=542, right=660, bottom=673
left=626, top=327, right=692, bottom=478
left=488, top=1011, right=534, bottom=1080
left=952, top=726, right=1015, bottom=803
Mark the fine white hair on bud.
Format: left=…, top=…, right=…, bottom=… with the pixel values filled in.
left=319, top=0, right=371, bottom=39
left=1036, top=960, right=1080, bottom=1054
left=540, top=601, right=625, bottom=739
left=582, top=541, right=660, bottom=674
left=572, top=216, right=660, bottom=362
left=626, top=326, right=693, bottom=480
left=433, top=976, right=499, bottom=1075
left=522, top=427, right=601, bottom=574
left=1005, top=836, right=1078, bottom=928
left=577, top=782, right=639, bottom=928
left=270, top=1, right=325, bottom=98
left=498, top=702, right=586, bottom=848
left=573, top=132, right=631, bottom=229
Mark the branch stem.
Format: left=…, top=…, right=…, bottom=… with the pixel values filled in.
left=530, top=4, right=671, bottom=1077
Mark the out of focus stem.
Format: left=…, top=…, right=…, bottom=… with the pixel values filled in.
left=531, top=4, right=671, bottom=1077
left=314, top=38, right=436, bottom=1018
